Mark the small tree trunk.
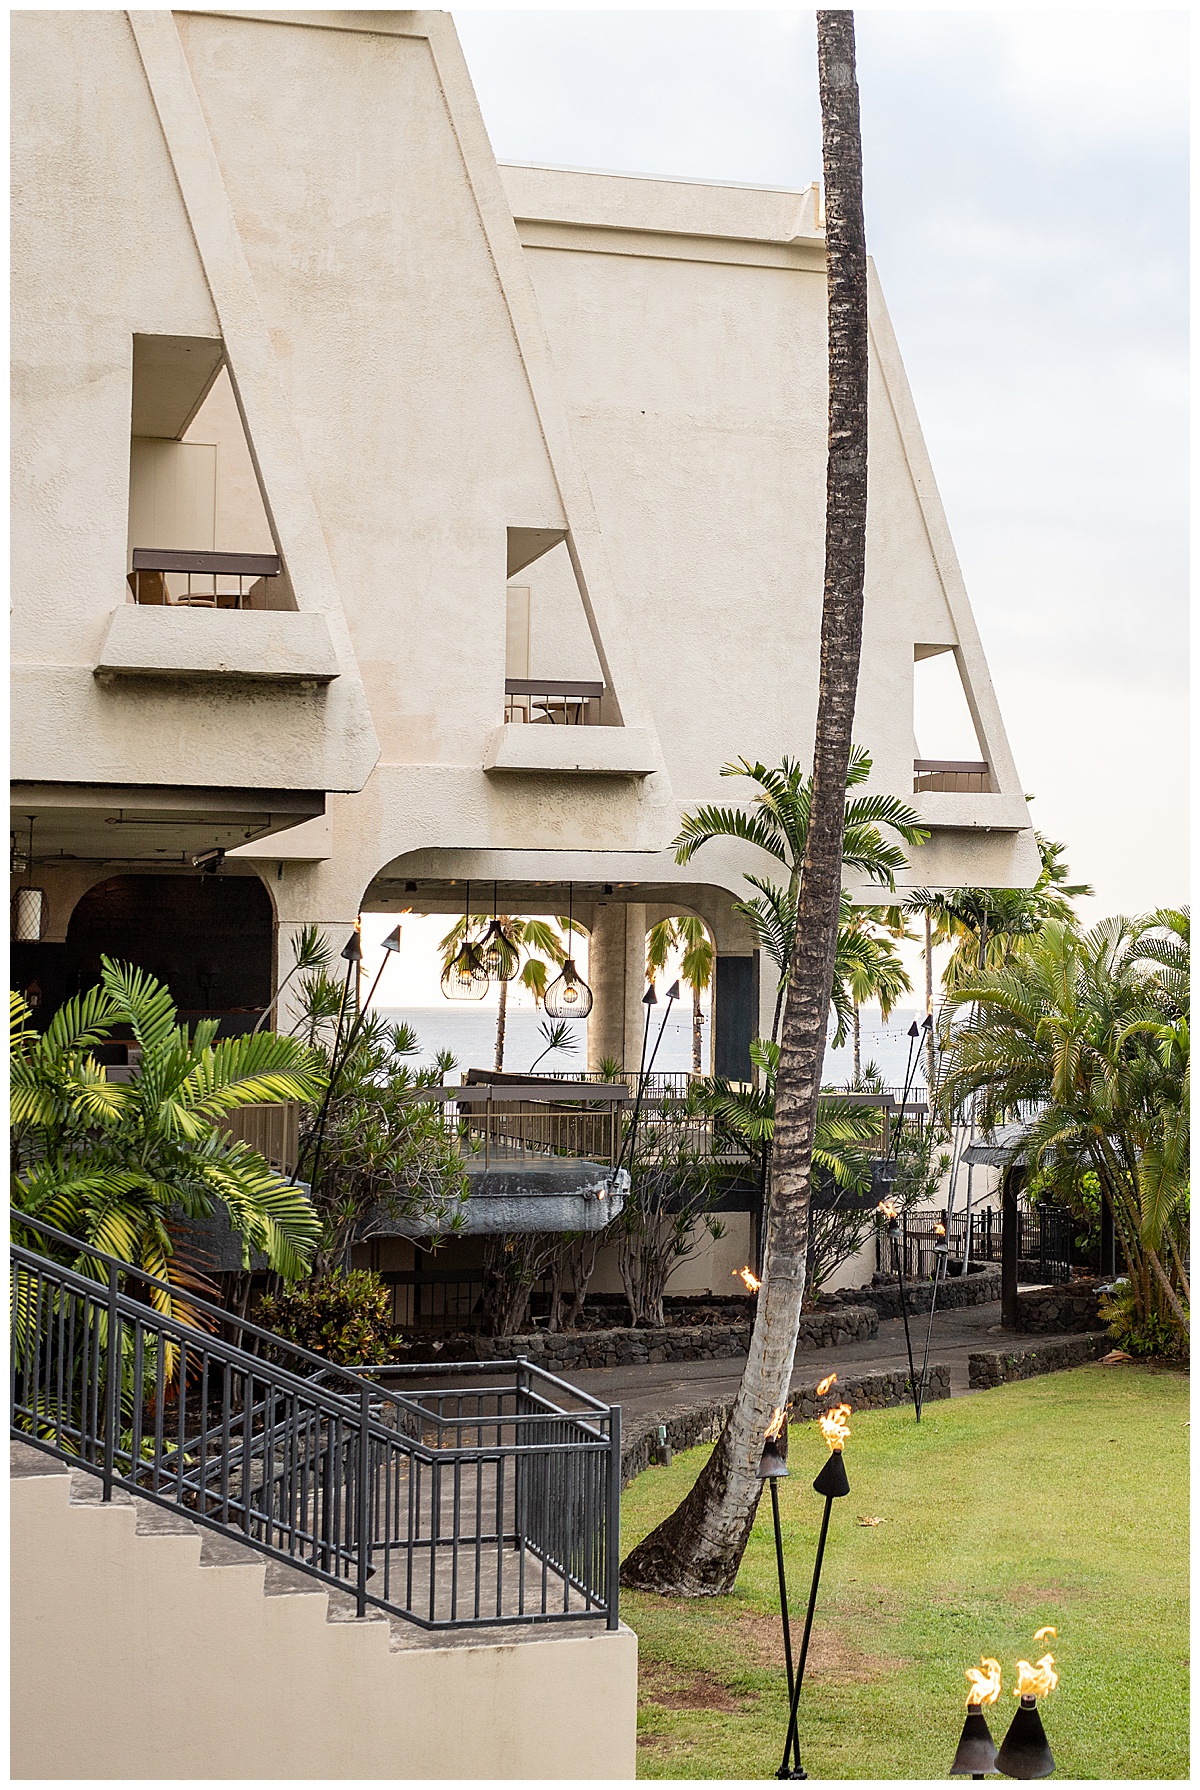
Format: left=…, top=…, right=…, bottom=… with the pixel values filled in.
left=622, top=10, right=870, bottom=1595
left=494, top=978, right=508, bottom=1072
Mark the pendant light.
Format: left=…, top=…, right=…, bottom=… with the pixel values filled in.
left=11, top=815, right=45, bottom=942
left=440, top=880, right=489, bottom=1001
left=544, top=883, right=593, bottom=1019
left=480, top=882, right=519, bottom=983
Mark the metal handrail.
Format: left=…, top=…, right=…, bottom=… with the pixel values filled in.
left=10, top=1212, right=621, bottom=1630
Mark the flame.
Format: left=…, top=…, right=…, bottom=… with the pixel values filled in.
left=935, top=1221, right=946, bottom=1236
left=1032, top=1626, right=1057, bottom=1643
left=817, top=1403, right=852, bottom=1452
left=815, top=1373, right=837, bottom=1397
left=764, top=1406, right=787, bottom=1442
left=877, top=1199, right=898, bottom=1221
left=964, top=1658, right=1002, bottom=1708
left=1013, top=1655, right=1058, bottom=1699
left=735, top=1265, right=762, bottom=1293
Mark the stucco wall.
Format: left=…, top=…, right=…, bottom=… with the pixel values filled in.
left=11, top=1458, right=637, bottom=1780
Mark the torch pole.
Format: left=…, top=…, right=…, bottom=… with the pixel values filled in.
left=769, top=1478, right=803, bottom=1779
left=892, top=1224, right=921, bottom=1422
left=777, top=1493, right=834, bottom=1780
left=916, top=1238, right=948, bottom=1420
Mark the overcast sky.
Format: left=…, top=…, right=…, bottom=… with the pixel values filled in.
left=453, top=7, right=1189, bottom=925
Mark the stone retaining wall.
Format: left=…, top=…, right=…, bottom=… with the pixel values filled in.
left=1015, top=1279, right=1104, bottom=1334
left=620, top=1363, right=949, bottom=1487
left=968, top=1331, right=1110, bottom=1389
left=819, top=1262, right=1000, bottom=1320
left=397, top=1302, right=877, bottom=1371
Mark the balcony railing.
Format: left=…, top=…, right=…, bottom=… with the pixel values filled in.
left=127, top=548, right=283, bottom=609
left=504, top=678, right=604, bottom=726
left=913, top=758, right=991, bottom=793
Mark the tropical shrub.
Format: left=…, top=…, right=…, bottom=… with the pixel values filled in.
left=939, top=910, right=1189, bottom=1354
left=258, top=1270, right=399, bottom=1365
left=11, top=959, right=325, bottom=1324
left=285, top=964, right=468, bottom=1277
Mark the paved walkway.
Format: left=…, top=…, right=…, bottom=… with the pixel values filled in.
left=568, top=1299, right=1010, bottom=1425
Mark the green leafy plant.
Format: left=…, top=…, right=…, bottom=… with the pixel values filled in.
left=257, top=1269, right=399, bottom=1365
left=11, top=960, right=325, bottom=1326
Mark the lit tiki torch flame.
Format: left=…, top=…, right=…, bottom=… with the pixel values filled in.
left=759, top=1405, right=789, bottom=1478
left=817, top=1403, right=852, bottom=1453
left=964, top=1657, right=1002, bottom=1708
left=877, top=1199, right=898, bottom=1221
left=935, top=1221, right=947, bottom=1237
left=734, top=1265, right=762, bottom=1293
left=815, top=1373, right=837, bottom=1398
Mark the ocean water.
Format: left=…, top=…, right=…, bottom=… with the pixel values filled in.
left=375, top=1002, right=931, bottom=1091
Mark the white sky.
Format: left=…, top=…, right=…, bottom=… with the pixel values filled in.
left=367, top=8, right=1188, bottom=1013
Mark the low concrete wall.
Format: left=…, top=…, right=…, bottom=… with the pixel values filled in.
left=620, top=1363, right=950, bottom=1488
left=1015, top=1279, right=1104, bottom=1334
left=11, top=1453, right=637, bottom=1780
left=968, top=1332, right=1111, bottom=1389
left=402, top=1304, right=878, bottom=1371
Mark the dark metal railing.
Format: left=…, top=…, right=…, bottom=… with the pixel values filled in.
left=128, top=548, right=282, bottom=609
left=10, top=1213, right=620, bottom=1631
left=411, top=1081, right=632, bottom=1169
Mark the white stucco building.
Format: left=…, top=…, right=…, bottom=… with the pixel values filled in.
left=12, top=9, right=1036, bottom=1280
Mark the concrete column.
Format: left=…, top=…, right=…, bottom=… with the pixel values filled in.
left=586, top=902, right=646, bottom=1074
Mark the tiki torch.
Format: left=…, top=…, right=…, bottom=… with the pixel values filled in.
left=916, top=1220, right=949, bottom=1419
left=878, top=1199, right=920, bottom=1419
left=758, top=1407, right=802, bottom=1781
left=951, top=1658, right=1002, bottom=1777
left=775, top=1399, right=852, bottom=1780
left=996, top=1639, right=1058, bottom=1779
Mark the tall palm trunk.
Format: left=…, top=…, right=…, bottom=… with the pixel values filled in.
left=621, top=11, right=870, bottom=1594
left=852, top=999, right=861, bottom=1080
left=494, top=977, right=508, bottom=1072
left=692, top=982, right=704, bottom=1074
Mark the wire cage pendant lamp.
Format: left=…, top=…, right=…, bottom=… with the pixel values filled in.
left=544, top=882, right=593, bottom=1019
left=480, top=882, right=519, bottom=983
left=440, top=880, right=490, bottom=1001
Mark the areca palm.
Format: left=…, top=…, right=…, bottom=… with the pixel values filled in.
left=675, top=747, right=927, bottom=898
left=938, top=911, right=1189, bottom=1342
left=11, top=958, right=325, bottom=1327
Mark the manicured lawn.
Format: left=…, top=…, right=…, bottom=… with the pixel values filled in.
left=620, top=1363, right=1189, bottom=1780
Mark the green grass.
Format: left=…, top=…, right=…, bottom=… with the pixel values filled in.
left=620, top=1364, right=1189, bottom=1779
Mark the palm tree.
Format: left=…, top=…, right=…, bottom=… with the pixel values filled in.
left=11, top=959, right=325, bottom=1333
left=622, top=11, right=876, bottom=1595
left=438, top=914, right=566, bottom=1070
left=907, top=830, right=1093, bottom=996
left=647, top=915, right=715, bottom=1073
left=938, top=911, right=1189, bottom=1341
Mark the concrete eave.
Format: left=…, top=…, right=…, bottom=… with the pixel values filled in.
left=95, top=607, right=340, bottom=684
left=483, top=726, right=658, bottom=777
left=384, top=1163, right=630, bottom=1237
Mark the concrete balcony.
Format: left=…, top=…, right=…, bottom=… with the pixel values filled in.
left=95, top=605, right=339, bottom=685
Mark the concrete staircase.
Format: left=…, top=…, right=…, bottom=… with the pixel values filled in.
left=11, top=1440, right=636, bottom=1780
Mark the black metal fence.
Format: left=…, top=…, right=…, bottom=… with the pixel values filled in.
left=10, top=1215, right=620, bottom=1631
